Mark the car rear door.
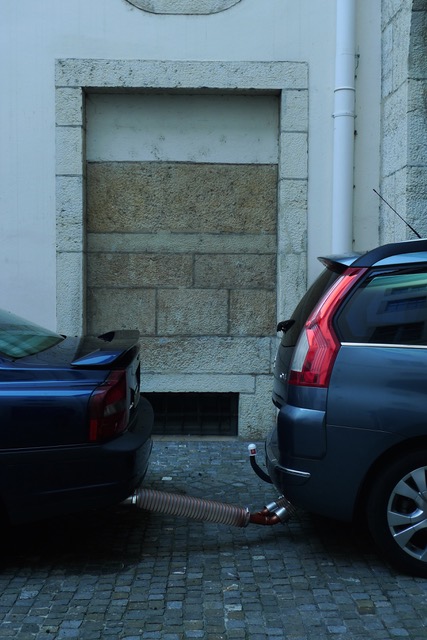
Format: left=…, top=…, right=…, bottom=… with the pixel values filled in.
left=328, top=265, right=427, bottom=440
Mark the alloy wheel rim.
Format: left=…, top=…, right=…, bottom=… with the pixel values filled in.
left=387, top=466, right=427, bottom=562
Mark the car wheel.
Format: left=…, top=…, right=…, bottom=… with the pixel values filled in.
left=366, top=450, right=427, bottom=576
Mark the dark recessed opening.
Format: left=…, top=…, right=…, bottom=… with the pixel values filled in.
left=144, top=392, right=238, bottom=436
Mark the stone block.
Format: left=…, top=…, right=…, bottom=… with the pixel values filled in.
left=408, top=9, right=427, bottom=78
left=381, top=23, right=393, bottom=98
left=87, top=162, right=277, bottom=234
left=87, top=232, right=277, bottom=255
left=408, top=166, right=427, bottom=238
left=381, top=0, right=409, bottom=29
left=379, top=172, right=408, bottom=243
left=157, top=289, right=228, bottom=336
left=277, top=252, right=307, bottom=320
left=56, top=252, right=85, bottom=335
left=229, top=290, right=276, bottom=336
left=280, top=132, right=308, bottom=180
left=238, top=375, right=277, bottom=439
left=87, top=287, right=156, bottom=335
left=280, top=89, right=308, bottom=132
left=56, top=59, right=308, bottom=92
left=382, top=91, right=408, bottom=176
left=194, top=254, right=276, bottom=289
left=141, top=373, right=256, bottom=394
left=277, top=180, right=308, bottom=254
left=56, top=176, right=85, bottom=251
left=392, top=8, right=412, bottom=90
left=87, top=253, right=193, bottom=288
left=56, top=87, right=84, bottom=126
left=138, top=336, right=273, bottom=374
left=407, top=79, right=427, bottom=169
left=56, top=126, right=84, bottom=176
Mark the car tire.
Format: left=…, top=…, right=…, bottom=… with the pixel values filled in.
left=366, top=450, right=427, bottom=577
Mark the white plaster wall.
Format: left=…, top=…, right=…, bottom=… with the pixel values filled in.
left=0, top=0, right=381, bottom=327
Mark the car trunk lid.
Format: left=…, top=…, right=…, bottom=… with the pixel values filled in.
left=71, top=330, right=140, bottom=368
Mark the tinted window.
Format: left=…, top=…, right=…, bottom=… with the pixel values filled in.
left=0, top=309, right=64, bottom=358
left=281, top=268, right=340, bottom=346
left=336, top=268, right=427, bottom=345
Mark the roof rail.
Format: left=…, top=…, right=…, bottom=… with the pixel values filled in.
left=352, top=239, right=427, bottom=268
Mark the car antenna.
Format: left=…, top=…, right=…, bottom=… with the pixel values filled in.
left=373, top=188, right=421, bottom=239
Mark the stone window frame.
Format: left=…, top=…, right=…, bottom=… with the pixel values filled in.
left=125, top=0, right=242, bottom=14
left=55, top=59, right=308, bottom=335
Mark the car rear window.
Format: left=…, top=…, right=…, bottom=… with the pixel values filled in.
left=281, top=268, right=340, bottom=346
left=335, top=268, right=427, bottom=345
left=0, top=309, right=64, bottom=359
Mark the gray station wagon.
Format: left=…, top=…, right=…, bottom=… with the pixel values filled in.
left=266, top=238, right=427, bottom=576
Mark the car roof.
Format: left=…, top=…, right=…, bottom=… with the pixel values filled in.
left=319, top=238, right=427, bottom=273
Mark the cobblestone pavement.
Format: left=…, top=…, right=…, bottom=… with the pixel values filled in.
left=1, top=439, right=427, bottom=640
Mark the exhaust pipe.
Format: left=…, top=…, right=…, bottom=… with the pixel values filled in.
left=250, top=495, right=296, bottom=526
left=124, top=487, right=295, bottom=527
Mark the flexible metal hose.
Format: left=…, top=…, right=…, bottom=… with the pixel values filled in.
left=126, top=487, right=295, bottom=527
left=130, top=487, right=251, bottom=527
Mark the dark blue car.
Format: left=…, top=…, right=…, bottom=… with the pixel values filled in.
left=0, top=308, right=153, bottom=525
left=267, top=239, right=427, bottom=576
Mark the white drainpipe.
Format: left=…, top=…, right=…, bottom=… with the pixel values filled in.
left=331, top=0, right=357, bottom=253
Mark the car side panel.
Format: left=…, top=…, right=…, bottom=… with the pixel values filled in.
left=328, top=344, right=427, bottom=438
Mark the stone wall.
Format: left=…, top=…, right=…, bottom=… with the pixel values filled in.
left=407, top=1, right=427, bottom=237
left=86, top=161, right=277, bottom=341
left=381, top=0, right=427, bottom=240
left=87, top=160, right=278, bottom=438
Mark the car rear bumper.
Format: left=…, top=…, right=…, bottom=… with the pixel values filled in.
left=265, top=425, right=357, bottom=521
left=0, top=396, right=154, bottom=525
left=265, top=426, right=311, bottom=489
left=264, top=401, right=326, bottom=493
left=265, top=401, right=405, bottom=522
left=265, top=402, right=356, bottom=521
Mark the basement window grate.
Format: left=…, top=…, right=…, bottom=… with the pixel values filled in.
left=144, top=392, right=238, bottom=437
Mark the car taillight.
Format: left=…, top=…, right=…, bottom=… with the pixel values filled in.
left=289, top=267, right=367, bottom=387
left=89, top=370, right=129, bottom=442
